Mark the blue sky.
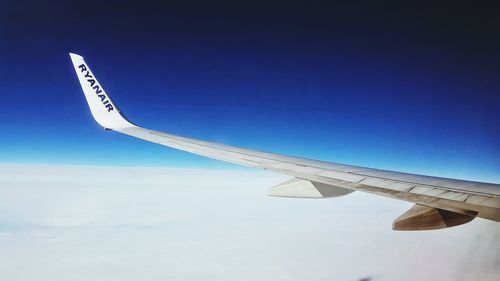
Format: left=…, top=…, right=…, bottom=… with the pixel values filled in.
left=1, top=1, right=499, bottom=182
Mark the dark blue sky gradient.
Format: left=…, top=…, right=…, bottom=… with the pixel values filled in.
left=1, top=1, right=499, bottom=182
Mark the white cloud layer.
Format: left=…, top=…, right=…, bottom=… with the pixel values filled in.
left=0, top=164, right=498, bottom=281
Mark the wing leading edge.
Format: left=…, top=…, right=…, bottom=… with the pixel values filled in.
left=69, top=53, right=500, bottom=230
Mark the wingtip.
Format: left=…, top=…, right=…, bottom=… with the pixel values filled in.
left=69, top=52, right=83, bottom=59
left=70, top=52, right=135, bottom=129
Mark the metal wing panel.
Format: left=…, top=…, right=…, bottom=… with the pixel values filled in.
left=351, top=169, right=500, bottom=196
left=116, top=126, right=500, bottom=222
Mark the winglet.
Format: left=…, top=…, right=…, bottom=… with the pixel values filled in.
left=69, top=53, right=134, bottom=130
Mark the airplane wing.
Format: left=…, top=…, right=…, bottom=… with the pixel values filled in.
left=69, top=53, right=500, bottom=231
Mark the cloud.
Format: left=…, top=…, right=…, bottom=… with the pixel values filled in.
left=0, top=164, right=498, bottom=281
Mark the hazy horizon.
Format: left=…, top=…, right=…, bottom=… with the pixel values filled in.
left=0, top=164, right=498, bottom=281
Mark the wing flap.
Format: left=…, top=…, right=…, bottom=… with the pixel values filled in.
left=358, top=178, right=415, bottom=192
left=466, top=195, right=500, bottom=209
left=316, top=170, right=366, bottom=183
left=410, top=186, right=469, bottom=202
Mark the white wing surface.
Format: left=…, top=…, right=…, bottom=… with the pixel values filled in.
left=69, top=53, right=500, bottom=231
